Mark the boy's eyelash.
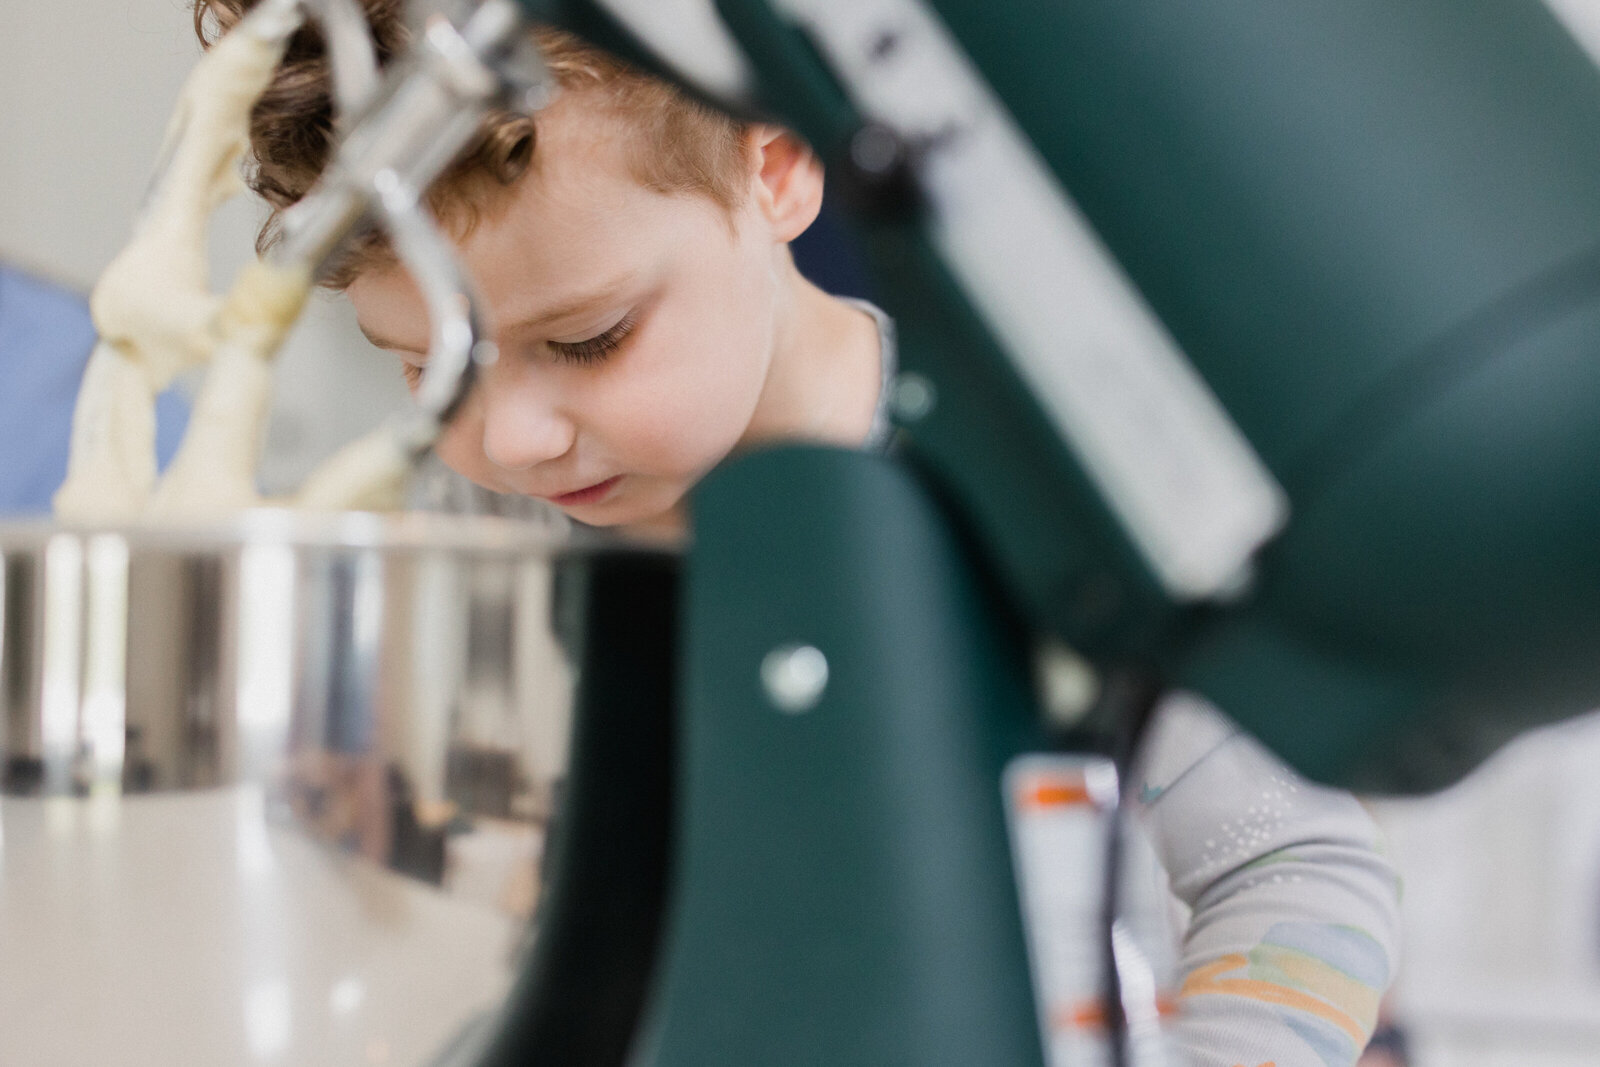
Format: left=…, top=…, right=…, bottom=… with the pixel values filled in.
left=396, top=313, right=636, bottom=383
left=549, top=313, right=637, bottom=365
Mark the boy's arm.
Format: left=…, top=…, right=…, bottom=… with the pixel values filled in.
left=1136, top=693, right=1402, bottom=1067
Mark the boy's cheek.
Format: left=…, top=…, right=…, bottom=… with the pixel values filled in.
left=612, top=372, right=759, bottom=469
left=605, top=411, right=729, bottom=477
left=594, top=337, right=767, bottom=467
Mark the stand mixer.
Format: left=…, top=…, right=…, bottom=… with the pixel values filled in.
left=9, top=0, right=1600, bottom=1064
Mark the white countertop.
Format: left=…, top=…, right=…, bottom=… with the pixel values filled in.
left=0, top=787, right=524, bottom=1066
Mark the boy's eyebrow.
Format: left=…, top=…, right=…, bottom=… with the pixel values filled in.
left=357, top=322, right=422, bottom=355
left=356, top=273, right=641, bottom=355
left=502, top=274, right=641, bottom=338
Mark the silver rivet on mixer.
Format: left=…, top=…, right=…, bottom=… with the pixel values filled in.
left=761, top=644, right=830, bottom=714
left=890, top=373, right=937, bottom=422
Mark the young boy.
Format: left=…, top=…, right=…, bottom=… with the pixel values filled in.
left=197, top=4, right=1400, bottom=1064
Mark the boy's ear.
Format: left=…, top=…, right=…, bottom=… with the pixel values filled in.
left=750, top=125, right=823, bottom=243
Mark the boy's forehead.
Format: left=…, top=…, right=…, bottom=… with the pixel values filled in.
left=464, top=171, right=663, bottom=307
left=470, top=118, right=729, bottom=286
left=350, top=93, right=742, bottom=347
left=350, top=117, right=718, bottom=348
left=467, top=103, right=653, bottom=250
left=526, top=94, right=640, bottom=198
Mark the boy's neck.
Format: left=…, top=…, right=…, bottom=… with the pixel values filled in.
left=622, top=250, right=883, bottom=540
left=741, top=250, right=884, bottom=452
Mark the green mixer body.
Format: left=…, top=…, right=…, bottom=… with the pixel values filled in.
left=496, top=1, right=1600, bottom=1062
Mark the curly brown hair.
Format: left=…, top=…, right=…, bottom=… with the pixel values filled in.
left=194, top=0, right=750, bottom=286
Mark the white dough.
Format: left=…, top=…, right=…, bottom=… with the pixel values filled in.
left=51, top=342, right=158, bottom=524
left=57, top=7, right=421, bottom=524
left=294, top=427, right=413, bottom=513
left=55, top=16, right=295, bottom=524
left=147, top=260, right=311, bottom=519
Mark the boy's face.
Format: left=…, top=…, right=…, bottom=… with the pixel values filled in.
left=346, top=97, right=785, bottom=527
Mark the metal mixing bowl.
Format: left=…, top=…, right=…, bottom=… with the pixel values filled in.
left=0, top=510, right=669, bottom=1066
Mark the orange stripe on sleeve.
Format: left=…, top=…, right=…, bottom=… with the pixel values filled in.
left=1179, top=955, right=1366, bottom=1046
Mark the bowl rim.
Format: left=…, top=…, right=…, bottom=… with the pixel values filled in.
left=0, top=508, right=681, bottom=556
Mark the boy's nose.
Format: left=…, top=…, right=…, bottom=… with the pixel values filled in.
left=478, top=386, right=577, bottom=471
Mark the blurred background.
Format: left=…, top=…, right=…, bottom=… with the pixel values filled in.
left=0, top=0, right=413, bottom=502
left=8, top=2, right=1600, bottom=1064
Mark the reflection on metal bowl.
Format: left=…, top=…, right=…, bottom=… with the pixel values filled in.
left=0, top=510, right=671, bottom=1066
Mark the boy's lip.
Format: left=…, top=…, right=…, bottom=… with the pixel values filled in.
left=546, top=475, right=622, bottom=507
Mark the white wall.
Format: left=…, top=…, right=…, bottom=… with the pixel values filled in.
left=0, top=0, right=410, bottom=493
left=1371, top=713, right=1600, bottom=1066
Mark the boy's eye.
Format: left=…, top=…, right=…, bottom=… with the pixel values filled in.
left=401, top=362, right=425, bottom=388
left=548, top=312, right=638, bottom=365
